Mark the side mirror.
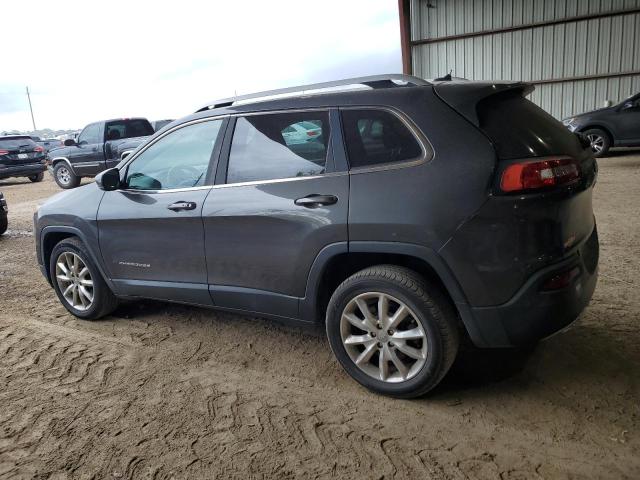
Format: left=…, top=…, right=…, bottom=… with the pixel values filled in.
left=63, top=138, right=76, bottom=146
left=95, top=168, right=121, bottom=191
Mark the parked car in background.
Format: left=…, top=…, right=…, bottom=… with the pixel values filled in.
left=37, top=138, right=63, bottom=152
left=281, top=120, right=322, bottom=144
left=563, top=92, right=640, bottom=156
left=0, top=191, right=7, bottom=235
left=152, top=119, right=174, bottom=132
left=35, top=74, right=599, bottom=398
left=47, top=118, right=154, bottom=189
left=0, top=135, right=46, bottom=183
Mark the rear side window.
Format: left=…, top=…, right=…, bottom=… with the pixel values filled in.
left=478, top=92, right=581, bottom=159
left=0, top=137, right=36, bottom=149
left=106, top=119, right=154, bottom=141
left=341, top=109, right=423, bottom=168
left=227, top=112, right=330, bottom=184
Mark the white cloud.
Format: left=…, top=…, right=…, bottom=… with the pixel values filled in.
left=0, top=0, right=401, bottom=131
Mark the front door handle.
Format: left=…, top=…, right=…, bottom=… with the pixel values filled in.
left=294, top=194, right=338, bottom=208
left=167, top=201, right=197, bottom=211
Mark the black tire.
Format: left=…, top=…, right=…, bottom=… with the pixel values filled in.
left=326, top=265, right=460, bottom=398
left=49, top=237, right=118, bottom=319
left=53, top=163, right=81, bottom=189
left=28, top=172, right=44, bottom=182
left=583, top=128, right=611, bottom=157
left=0, top=214, right=7, bottom=235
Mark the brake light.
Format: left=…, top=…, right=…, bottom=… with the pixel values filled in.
left=541, top=266, right=580, bottom=291
left=500, top=156, right=581, bottom=193
left=307, top=130, right=318, bottom=137
left=34, top=146, right=45, bottom=153
left=0, top=150, right=8, bottom=155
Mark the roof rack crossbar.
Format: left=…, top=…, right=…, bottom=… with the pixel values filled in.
left=196, top=74, right=430, bottom=112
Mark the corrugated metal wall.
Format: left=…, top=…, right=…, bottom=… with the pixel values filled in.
left=409, top=0, right=640, bottom=118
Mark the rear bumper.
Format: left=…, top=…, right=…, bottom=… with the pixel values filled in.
left=0, top=163, right=46, bottom=179
left=466, top=225, right=599, bottom=347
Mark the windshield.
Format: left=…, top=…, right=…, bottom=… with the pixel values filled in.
left=0, top=137, right=37, bottom=150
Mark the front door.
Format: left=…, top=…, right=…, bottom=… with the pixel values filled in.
left=202, top=111, right=348, bottom=317
left=97, top=118, right=226, bottom=305
left=71, top=123, right=105, bottom=175
left=612, top=95, right=640, bottom=142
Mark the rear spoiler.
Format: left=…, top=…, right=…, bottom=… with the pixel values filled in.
left=433, top=81, right=534, bottom=127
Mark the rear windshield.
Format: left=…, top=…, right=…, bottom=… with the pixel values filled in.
left=0, top=137, right=36, bottom=149
left=105, top=119, right=154, bottom=141
left=477, top=92, right=581, bottom=159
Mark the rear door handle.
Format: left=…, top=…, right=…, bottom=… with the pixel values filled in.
left=167, top=201, right=197, bottom=211
left=294, top=194, right=338, bottom=208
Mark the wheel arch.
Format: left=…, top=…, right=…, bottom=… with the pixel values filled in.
left=51, top=157, right=78, bottom=175
left=578, top=124, right=614, bottom=142
left=301, top=241, right=485, bottom=345
left=40, top=226, right=113, bottom=290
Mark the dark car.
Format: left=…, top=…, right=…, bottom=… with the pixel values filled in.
left=34, top=74, right=599, bottom=398
left=47, top=118, right=154, bottom=189
left=151, top=119, right=175, bottom=132
left=0, top=191, right=7, bottom=235
left=563, top=92, right=640, bottom=157
left=0, top=136, right=46, bottom=183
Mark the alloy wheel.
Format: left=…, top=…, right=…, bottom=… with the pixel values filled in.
left=55, top=252, right=94, bottom=311
left=57, top=166, right=71, bottom=185
left=340, top=292, right=428, bottom=383
left=586, top=134, right=604, bottom=154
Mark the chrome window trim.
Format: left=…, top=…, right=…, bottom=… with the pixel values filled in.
left=339, top=105, right=434, bottom=174
left=119, top=185, right=213, bottom=195
left=119, top=105, right=432, bottom=192
left=210, top=171, right=348, bottom=190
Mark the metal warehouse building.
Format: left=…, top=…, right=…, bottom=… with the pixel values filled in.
left=398, top=0, right=640, bottom=119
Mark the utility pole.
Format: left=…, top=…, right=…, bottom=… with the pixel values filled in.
left=26, top=86, right=36, bottom=131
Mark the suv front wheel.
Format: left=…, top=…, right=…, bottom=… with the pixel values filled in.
left=50, top=237, right=118, bottom=319
left=326, top=265, right=459, bottom=398
left=53, top=163, right=81, bottom=189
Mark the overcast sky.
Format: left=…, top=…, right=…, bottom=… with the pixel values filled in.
left=1, top=0, right=401, bottom=132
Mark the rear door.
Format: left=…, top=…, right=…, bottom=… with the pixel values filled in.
left=97, top=118, right=226, bottom=305
left=202, top=110, right=348, bottom=317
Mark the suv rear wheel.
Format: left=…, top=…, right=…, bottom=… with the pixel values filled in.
left=29, top=172, right=44, bottom=182
left=53, top=163, right=81, bottom=189
left=50, top=237, right=118, bottom=319
left=326, top=265, right=459, bottom=398
left=584, top=128, right=611, bottom=157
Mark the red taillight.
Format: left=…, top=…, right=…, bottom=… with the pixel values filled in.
left=0, top=150, right=8, bottom=155
left=541, top=266, right=580, bottom=291
left=34, top=146, right=45, bottom=153
left=307, top=130, right=319, bottom=137
left=500, top=156, right=581, bottom=193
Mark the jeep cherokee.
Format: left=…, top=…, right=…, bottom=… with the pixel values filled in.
left=34, top=75, right=599, bottom=397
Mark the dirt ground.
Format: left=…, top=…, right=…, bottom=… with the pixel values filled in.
left=0, top=152, right=638, bottom=479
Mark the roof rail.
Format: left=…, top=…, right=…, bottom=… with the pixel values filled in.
left=195, top=74, right=430, bottom=112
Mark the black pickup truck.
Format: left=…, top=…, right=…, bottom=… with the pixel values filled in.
left=47, top=118, right=154, bottom=188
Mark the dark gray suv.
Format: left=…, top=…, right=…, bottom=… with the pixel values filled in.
left=35, top=75, right=599, bottom=397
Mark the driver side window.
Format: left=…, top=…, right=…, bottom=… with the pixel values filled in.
left=125, top=120, right=223, bottom=190
left=78, top=124, right=101, bottom=144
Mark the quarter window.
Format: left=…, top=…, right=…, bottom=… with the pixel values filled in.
left=125, top=120, right=223, bottom=190
left=226, top=112, right=330, bottom=184
left=341, top=109, right=422, bottom=168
